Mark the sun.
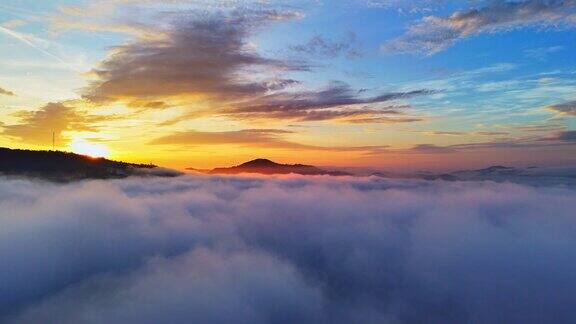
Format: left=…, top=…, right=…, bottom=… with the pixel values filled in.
left=70, top=139, right=110, bottom=159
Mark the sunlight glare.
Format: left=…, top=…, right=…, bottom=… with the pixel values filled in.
left=70, top=139, right=110, bottom=158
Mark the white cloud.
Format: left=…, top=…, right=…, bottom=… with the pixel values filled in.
left=384, top=0, right=576, bottom=55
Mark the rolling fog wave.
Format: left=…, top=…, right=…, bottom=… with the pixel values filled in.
left=1, top=175, right=575, bottom=323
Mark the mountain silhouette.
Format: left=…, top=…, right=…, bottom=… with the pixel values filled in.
left=0, top=147, right=179, bottom=182
left=208, top=158, right=351, bottom=176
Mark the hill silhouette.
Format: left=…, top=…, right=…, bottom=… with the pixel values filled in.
left=208, top=158, right=351, bottom=176
left=0, top=147, right=179, bottom=182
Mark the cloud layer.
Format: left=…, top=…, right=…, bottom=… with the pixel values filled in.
left=1, top=175, right=576, bottom=323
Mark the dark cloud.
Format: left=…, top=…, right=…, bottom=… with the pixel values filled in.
left=223, top=81, right=433, bottom=123
left=384, top=0, right=576, bottom=54
left=1, top=102, right=112, bottom=145
left=0, top=86, right=15, bottom=96
left=290, top=33, right=362, bottom=59
left=149, top=128, right=389, bottom=154
left=1, top=176, right=576, bottom=323
left=547, top=130, right=576, bottom=142
left=81, top=9, right=432, bottom=124
left=84, top=10, right=308, bottom=104
left=547, top=100, right=576, bottom=116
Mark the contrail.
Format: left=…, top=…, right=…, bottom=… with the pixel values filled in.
left=0, top=25, right=77, bottom=70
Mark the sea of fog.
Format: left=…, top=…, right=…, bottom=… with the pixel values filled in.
left=1, top=174, right=576, bottom=323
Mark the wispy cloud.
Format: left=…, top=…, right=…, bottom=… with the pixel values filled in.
left=524, top=45, right=564, bottom=60
left=289, top=33, right=362, bottom=59
left=363, top=0, right=443, bottom=13
left=408, top=130, right=509, bottom=137
left=514, top=123, right=567, bottom=132
left=223, top=81, right=433, bottom=123
left=410, top=143, right=455, bottom=153
left=383, top=0, right=576, bottom=55
left=149, top=128, right=390, bottom=154
left=413, top=133, right=576, bottom=154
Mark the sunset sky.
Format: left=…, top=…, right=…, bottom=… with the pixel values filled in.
left=0, top=0, right=575, bottom=170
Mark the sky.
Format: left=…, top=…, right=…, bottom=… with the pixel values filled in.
left=0, top=0, right=575, bottom=171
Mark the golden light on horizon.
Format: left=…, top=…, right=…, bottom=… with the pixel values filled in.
left=70, top=139, right=110, bottom=159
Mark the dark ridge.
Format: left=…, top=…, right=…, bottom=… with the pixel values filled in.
left=207, top=158, right=351, bottom=176
left=237, top=158, right=279, bottom=168
left=0, top=147, right=179, bottom=182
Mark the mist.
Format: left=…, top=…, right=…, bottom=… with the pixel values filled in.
left=1, top=175, right=575, bottom=323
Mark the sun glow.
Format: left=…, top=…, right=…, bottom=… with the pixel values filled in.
left=70, top=139, right=110, bottom=158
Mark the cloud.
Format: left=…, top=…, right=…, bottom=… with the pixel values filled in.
left=0, top=86, right=15, bottom=96
left=49, top=0, right=302, bottom=37
left=475, top=131, right=509, bottom=136
left=422, top=131, right=466, bottom=136
left=1, top=175, right=576, bottom=323
left=410, top=143, right=455, bottom=153
left=547, top=100, right=576, bottom=116
left=0, top=25, right=75, bottom=69
left=290, top=33, right=362, bottom=59
left=383, top=0, right=576, bottom=54
left=83, top=9, right=308, bottom=105
left=514, top=123, right=567, bottom=132
left=77, top=6, right=432, bottom=124
left=149, top=129, right=298, bottom=147
left=149, top=128, right=389, bottom=154
left=461, top=136, right=576, bottom=149
left=223, top=81, right=433, bottom=123
left=363, top=0, right=443, bottom=13
left=406, top=132, right=576, bottom=155
left=1, top=19, right=26, bottom=29
left=524, top=45, right=564, bottom=60
left=546, top=130, right=576, bottom=142
left=409, top=130, right=510, bottom=137
left=1, top=102, right=112, bottom=145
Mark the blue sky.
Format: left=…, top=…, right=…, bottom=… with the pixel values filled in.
left=0, top=0, right=575, bottom=170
